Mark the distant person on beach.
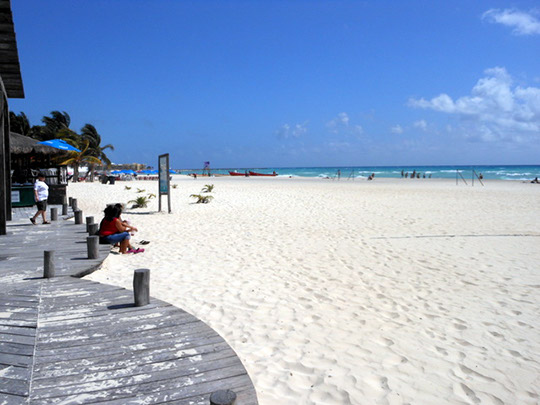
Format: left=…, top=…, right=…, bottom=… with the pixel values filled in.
left=337, top=170, right=341, bottom=180
left=532, top=177, right=539, bottom=184
left=411, top=170, right=416, bottom=179
left=98, top=205, right=143, bottom=254
left=401, top=170, right=404, bottom=177
left=367, top=173, right=375, bottom=180
left=30, top=173, right=50, bottom=225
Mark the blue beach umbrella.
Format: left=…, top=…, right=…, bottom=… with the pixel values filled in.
left=38, top=139, right=81, bottom=152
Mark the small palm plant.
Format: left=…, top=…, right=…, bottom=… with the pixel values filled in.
left=124, top=186, right=131, bottom=190
left=136, top=188, right=146, bottom=193
left=128, top=196, right=150, bottom=208
left=201, top=184, right=214, bottom=193
left=190, top=194, right=214, bottom=204
left=148, top=193, right=156, bottom=199
left=172, top=184, right=178, bottom=189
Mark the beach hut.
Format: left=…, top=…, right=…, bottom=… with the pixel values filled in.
left=9, top=132, right=69, bottom=206
left=0, top=0, right=25, bottom=235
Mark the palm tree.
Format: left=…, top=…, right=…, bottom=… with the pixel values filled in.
left=37, top=111, right=72, bottom=141
left=58, top=140, right=102, bottom=182
left=80, top=124, right=114, bottom=181
left=9, top=111, right=31, bottom=136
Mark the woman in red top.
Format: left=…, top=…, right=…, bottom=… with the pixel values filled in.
left=99, top=205, right=143, bottom=254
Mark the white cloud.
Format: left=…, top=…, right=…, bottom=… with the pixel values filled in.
left=326, top=112, right=350, bottom=133
left=408, top=67, right=540, bottom=142
left=482, top=8, right=540, bottom=35
left=391, top=125, right=403, bottom=134
left=413, top=120, right=428, bottom=130
left=276, top=121, right=308, bottom=139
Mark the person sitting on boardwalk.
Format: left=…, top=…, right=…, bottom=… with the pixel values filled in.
left=30, top=173, right=50, bottom=225
left=98, top=205, right=143, bottom=254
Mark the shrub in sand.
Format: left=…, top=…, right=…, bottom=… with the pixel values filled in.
left=136, top=188, right=146, bottom=193
left=190, top=194, right=213, bottom=204
left=201, top=184, right=214, bottom=193
left=128, top=196, right=150, bottom=208
left=124, top=186, right=131, bottom=190
left=172, top=184, right=178, bottom=189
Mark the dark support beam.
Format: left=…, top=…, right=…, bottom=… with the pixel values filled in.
left=86, top=216, right=94, bottom=232
left=74, top=210, right=83, bottom=224
left=0, top=85, right=6, bottom=235
left=44, top=250, right=55, bottom=278
left=210, top=390, right=237, bottom=405
left=88, top=223, right=99, bottom=236
left=87, top=236, right=98, bottom=259
left=133, top=269, right=150, bottom=307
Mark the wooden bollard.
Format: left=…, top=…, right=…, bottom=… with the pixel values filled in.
left=86, top=216, right=94, bottom=232
left=87, top=236, right=99, bottom=259
left=50, top=207, right=58, bottom=221
left=62, top=203, right=68, bottom=215
left=88, top=223, right=99, bottom=236
left=133, top=269, right=150, bottom=307
left=210, top=390, right=237, bottom=405
left=74, top=210, right=83, bottom=224
left=44, top=250, right=55, bottom=278
left=71, top=198, right=78, bottom=211
left=68, top=197, right=73, bottom=206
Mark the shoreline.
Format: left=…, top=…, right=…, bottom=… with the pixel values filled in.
left=73, top=178, right=539, bottom=404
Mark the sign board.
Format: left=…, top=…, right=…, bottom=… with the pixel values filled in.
left=11, top=190, right=20, bottom=203
left=158, top=153, right=171, bottom=213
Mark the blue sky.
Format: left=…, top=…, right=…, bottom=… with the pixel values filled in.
left=9, top=1, right=540, bottom=168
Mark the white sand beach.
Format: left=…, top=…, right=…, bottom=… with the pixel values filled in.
left=71, top=177, right=540, bottom=405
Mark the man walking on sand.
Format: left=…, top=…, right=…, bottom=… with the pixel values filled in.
left=30, top=173, right=50, bottom=225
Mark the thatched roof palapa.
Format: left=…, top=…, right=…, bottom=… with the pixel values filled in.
left=10, top=132, right=63, bottom=155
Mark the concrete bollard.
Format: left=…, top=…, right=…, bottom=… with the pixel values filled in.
left=71, top=198, right=78, bottom=211
left=86, top=216, right=94, bottom=233
left=87, top=236, right=99, bottom=259
left=210, top=390, right=237, bottom=405
left=133, top=269, right=150, bottom=307
left=88, top=223, right=99, bottom=236
left=44, top=251, right=55, bottom=278
left=50, top=207, right=58, bottom=221
left=74, top=210, right=83, bottom=224
left=68, top=197, right=73, bottom=206
left=62, top=195, right=68, bottom=205
left=62, top=203, right=68, bottom=215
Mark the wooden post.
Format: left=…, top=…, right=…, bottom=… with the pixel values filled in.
left=71, top=198, right=78, bottom=211
left=87, top=236, right=99, bottom=259
left=86, top=216, right=94, bottom=232
left=210, top=390, right=237, bottom=405
left=74, top=210, right=83, bottom=224
left=50, top=207, right=58, bottom=221
left=88, top=223, right=99, bottom=236
left=44, top=250, right=55, bottom=278
left=133, top=269, right=150, bottom=307
left=62, top=203, right=68, bottom=215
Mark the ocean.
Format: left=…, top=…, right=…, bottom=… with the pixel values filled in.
left=177, top=165, right=540, bottom=181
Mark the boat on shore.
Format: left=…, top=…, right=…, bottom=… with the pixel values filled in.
left=229, top=171, right=246, bottom=176
left=249, top=171, right=277, bottom=177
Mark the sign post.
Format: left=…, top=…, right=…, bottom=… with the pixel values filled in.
left=158, top=154, right=171, bottom=213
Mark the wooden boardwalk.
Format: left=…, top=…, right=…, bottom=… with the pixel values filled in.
left=0, top=208, right=257, bottom=404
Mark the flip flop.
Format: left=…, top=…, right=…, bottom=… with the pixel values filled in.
left=139, top=240, right=150, bottom=245
left=42, top=221, right=51, bottom=225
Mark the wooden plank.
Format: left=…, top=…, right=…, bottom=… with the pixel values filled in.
left=0, top=214, right=258, bottom=404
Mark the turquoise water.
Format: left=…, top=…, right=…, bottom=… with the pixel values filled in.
left=177, top=165, right=540, bottom=181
